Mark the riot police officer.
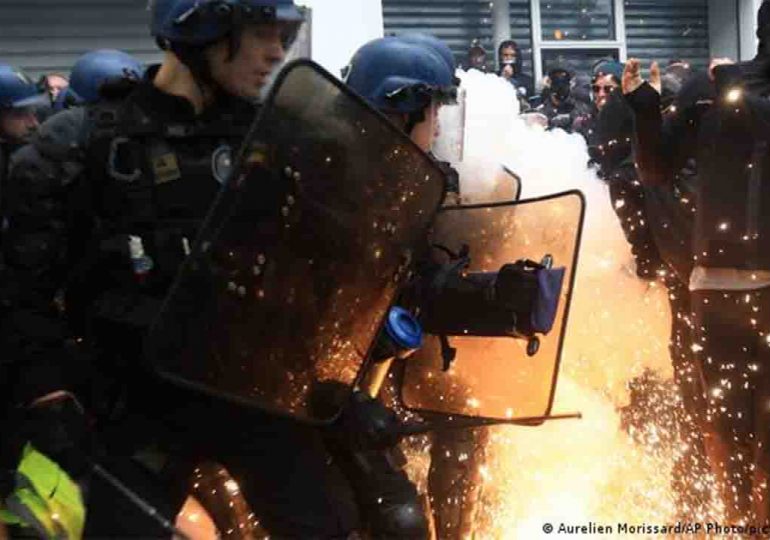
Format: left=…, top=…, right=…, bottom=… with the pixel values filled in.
left=338, top=36, right=458, bottom=539
left=346, top=37, right=456, bottom=154
left=0, top=66, right=47, bottom=225
left=345, top=36, right=491, bottom=539
left=0, top=0, right=362, bottom=537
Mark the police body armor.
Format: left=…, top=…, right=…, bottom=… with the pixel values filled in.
left=58, top=83, right=254, bottom=415
left=0, top=140, right=22, bottom=249
left=0, top=142, right=10, bottom=218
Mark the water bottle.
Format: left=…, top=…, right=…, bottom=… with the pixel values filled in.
left=128, top=235, right=154, bottom=283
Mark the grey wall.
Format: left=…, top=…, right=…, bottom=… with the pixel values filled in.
left=0, top=0, right=162, bottom=78
left=709, top=0, right=739, bottom=60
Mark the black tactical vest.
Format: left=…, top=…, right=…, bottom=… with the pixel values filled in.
left=64, top=90, right=255, bottom=360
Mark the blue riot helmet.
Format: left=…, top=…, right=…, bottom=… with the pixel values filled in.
left=149, top=0, right=303, bottom=95
left=346, top=37, right=457, bottom=116
left=0, top=65, right=48, bottom=110
left=346, top=37, right=463, bottom=156
left=150, top=0, right=303, bottom=49
left=0, top=65, right=47, bottom=142
left=399, top=33, right=459, bottom=84
left=394, top=35, right=466, bottom=158
left=55, top=50, right=145, bottom=110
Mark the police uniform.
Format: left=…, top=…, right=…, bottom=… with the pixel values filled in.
left=0, top=68, right=360, bottom=537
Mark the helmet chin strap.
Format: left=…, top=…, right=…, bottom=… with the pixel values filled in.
left=170, top=43, right=219, bottom=105
left=169, top=3, right=251, bottom=106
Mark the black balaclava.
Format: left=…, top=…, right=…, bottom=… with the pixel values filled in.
left=549, top=69, right=572, bottom=102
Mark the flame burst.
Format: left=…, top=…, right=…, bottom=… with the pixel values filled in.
left=475, top=375, right=721, bottom=538
left=466, top=177, right=723, bottom=537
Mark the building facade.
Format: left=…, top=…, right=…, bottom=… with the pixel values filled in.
left=0, top=0, right=160, bottom=78
left=383, top=0, right=712, bottom=83
left=0, top=0, right=762, bottom=81
left=383, top=0, right=763, bottom=84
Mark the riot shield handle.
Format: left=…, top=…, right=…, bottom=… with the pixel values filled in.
left=439, top=335, right=457, bottom=371
left=420, top=249, right=566, bottom=366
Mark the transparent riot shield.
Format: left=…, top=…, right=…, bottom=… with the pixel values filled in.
left=433, top=87, right=467, bottom=163
left=498, top=165, right=522, bottom=202
left=145, top=60, right=446, bottom=423
left=400, top=191, right=584, bottom=423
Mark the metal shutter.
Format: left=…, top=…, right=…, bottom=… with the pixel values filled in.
left=382, top=0, right=533, bottom=77
left=0, top=0, right=162, bottom=78
left=625, top=0, right=711, bottom=70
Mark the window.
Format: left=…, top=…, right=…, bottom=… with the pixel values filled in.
left=530, top=0, right=626, bottom=85
left=539, top=0, right=616, bottom=41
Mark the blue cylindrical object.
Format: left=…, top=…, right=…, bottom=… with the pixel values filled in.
left=384, top=306, right=423, bottom=352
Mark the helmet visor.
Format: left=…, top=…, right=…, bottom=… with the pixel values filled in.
left=432, top=85, right=466, bottom=162
left=11, top=93, right=49, bottom=109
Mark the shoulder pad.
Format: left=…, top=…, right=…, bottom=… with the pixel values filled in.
left=32, top=107, right=89, bottom=163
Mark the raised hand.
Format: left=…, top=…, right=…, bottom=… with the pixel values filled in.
left=622, top=59, right=661, bottom=95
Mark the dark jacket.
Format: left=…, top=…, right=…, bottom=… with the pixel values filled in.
left=590, top=90, right=663, bottom=279
left=625, top=52, right=770, bottom=280
left=537, top=95, right=594, bottom=136
left=0, top=70, right=255, bottom=410
left=624, top=76, right=708, bottom=283
left=0, top=140, right=23, bottom=223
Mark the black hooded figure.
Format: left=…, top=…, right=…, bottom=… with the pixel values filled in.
left=597, top=79, right=713, bottom=517
left=536, top=68, right=593, bottom=136
left=624, top=0, right=770, bottom=524
left=497, top=40, right=533, bottom=97
left=589, top=88, right=663, bottom=280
